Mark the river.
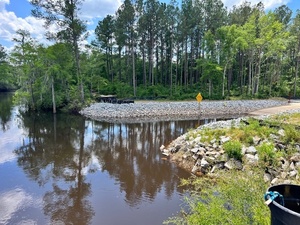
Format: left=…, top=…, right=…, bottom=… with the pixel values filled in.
left=0, top=93, right=219, bottom=225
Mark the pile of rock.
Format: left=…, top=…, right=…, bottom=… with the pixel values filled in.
left=160, top=119, right=300, bottom=185
left=80, top=99, right=287, bottom=123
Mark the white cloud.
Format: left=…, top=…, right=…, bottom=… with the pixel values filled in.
left=80, top=0, right=122, bottom=20
left=223, top=0, right=290, bottom=10
left=0, top=188, right=41, bottom=224
left=1, top=0, right=291, bottom=49
left=0, top=0, right=9, bottom=11
left=0, top=122, right=22, bottom=164
left=0, top=0, right=122, bottom=48
left=0, top=2, right=50, bottom=48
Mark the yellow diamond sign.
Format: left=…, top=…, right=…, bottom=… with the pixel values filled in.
left=196, top=93, right=203, bottom=102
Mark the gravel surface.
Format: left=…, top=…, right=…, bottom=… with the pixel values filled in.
left=80, top=99, right=289, bottom=123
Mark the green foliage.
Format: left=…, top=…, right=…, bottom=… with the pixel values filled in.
left=223, top=140, right=242, bottom=160
left=229, top=118, right=276, bottom=145
left=257, top=142, right=288, bottom=168
left=243, top=119, right=275, bottom=138
left=62, top=99, right=85, bottom=113
left=281, top=125, right=300, bottom=144
left=164, top=170, right=270, bottom=225
left=257, top=142, right=276, bottom=166
left=4, top=1, right=300, bottom=112
left=196, top=58, right=223, bottom=83
left=199, top=128, right=225, bottom=143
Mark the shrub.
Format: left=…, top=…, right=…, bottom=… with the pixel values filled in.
left=164, top=170, right=270, bottom=225
left=281, top=125, right=300, bottom=144
left=257, top=142, right=276, bottom=166
left=223, top=140, right=242, bottom=160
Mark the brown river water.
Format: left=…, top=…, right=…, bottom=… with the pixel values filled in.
left=0, top=93, right=221, bottom=225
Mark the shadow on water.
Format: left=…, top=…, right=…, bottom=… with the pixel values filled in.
left=0, top=92, right=14, bottom=131
left=0, top=93, right=227, bottom=225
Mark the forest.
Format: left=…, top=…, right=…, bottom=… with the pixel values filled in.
left=0, top=0, right=299, bottom=113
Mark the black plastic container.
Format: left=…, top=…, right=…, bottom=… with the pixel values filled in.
left=267, top=184, right=300, bottom=225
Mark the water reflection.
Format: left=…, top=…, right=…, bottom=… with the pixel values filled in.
left=14, top=111, right=95, bottom=224
left=0, top=92, right=14, bottom=131
left=1, top=92, right=221, bottom=225
left=90, top=121, right=192, bottom=207
left=12, top=108, right=196, bottom=224
left=0, top=188, right=40, bottom=224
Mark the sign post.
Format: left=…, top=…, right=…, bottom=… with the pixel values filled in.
left=196, top=92, right=203, bottom=114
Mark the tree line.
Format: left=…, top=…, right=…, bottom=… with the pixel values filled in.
left=0, top=0, right=299, bottom=113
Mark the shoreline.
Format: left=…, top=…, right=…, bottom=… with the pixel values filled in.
left=160, top=102, right=300, bottom=185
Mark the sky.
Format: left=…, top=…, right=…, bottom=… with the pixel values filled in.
left=0, top=0, right=299, bottom=50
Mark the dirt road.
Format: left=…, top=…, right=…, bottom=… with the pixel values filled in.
left=249, top=102, right=300, bottom=116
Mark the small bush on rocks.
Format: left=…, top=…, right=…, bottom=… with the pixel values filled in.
left=200, top=128, right=226, bottom=144
left=257, top=142, right=276, bottom=166
left=164, top=169, right=269, bottom=225
left=223, top=140, right=242, bottom=160
left=281, top=125, right=300, bottom=144
left=228, top=118, right=276, bottom=145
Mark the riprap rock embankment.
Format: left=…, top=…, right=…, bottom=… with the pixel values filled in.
left=80, top=99, right=287, bottom=123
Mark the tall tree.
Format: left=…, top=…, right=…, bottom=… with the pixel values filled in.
left=11, top=30, right=38, bottom=109
left=180, top=0, right=193, bottom=89
left=165, top=0, right=179, bottom=96
left=217, top=24, right=248, bottom=97
left=0, top=45, right=13, bottom=90
left=115, top=0, right=136, bottom=96
left=136, top=0, right=148, bottom=87
left=243, top=7, right=289, bottom=96
left=290, top=10, right=300, bottom=97
left=41, top=43, right=73, bottom=113
left=274, top=5, right=292, bottom=27
left=30, top=0, right=87, bottom=103
left=228, top=1, right=253, bottom=26
left=144, top=0, right=160, bottom=86
left=94, top=15, right=115, bottom=81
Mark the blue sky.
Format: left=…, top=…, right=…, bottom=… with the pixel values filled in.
left=0, top=0, right=299, bottom=50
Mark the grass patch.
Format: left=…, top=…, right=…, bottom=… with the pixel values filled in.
left=223, top=140, right=243, bottom=160
left=257, top=142, right=277, bottom=166
left=227, top=118, right=276, bottom=145
left=281, top=124, right=300, bottom=144
left=164, top=170, right=270, bottom=225
left=272, top=113, right=300, bottom=126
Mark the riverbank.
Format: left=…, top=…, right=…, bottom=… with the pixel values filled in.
left=163, top=104, right=300, bottom=224
left=160, top=104, right=300, bottom=185
left=80, top=99, right=289, bottom=123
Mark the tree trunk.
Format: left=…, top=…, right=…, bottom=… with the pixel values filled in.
left=30, top=75, right=35, bottom=110
left=149, top=32, right=154, bottom=86
left=143, top=50, right=146, bottom=87
left=184, top=36, right=188, bottom=89
left=118, top=47, right=122, bottom=81
left=170, top=37, right=173, bottom=96
left=222, top=63, right=227, bottom=98
left=294, top=42, right=300, bottom=97
left=294, top=58, right=299, bottom=97
left=176, top=43, right=179, bottom=89
left=156, top=45, right=159, bottom=85
left=74, top=41, right=84, bottom=103
left=190, top=33, right=194, bottom=85
left=132, top=39, right=136, bottom=97
left=255, top=56, right=262, bottom=95
left=239, top=51, right=244, bottom=95
left=51, top=76, right=56, bottom=114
